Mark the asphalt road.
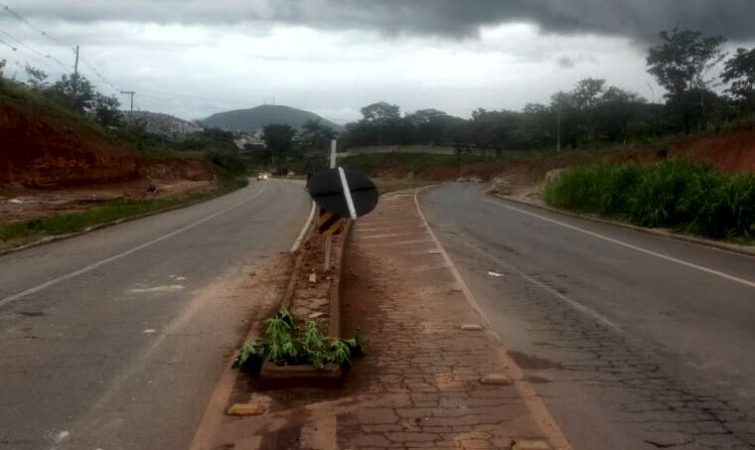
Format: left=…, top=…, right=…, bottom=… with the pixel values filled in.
left=419, top=183, right=755, bottom=450
left=0, top=179, right=311, bottom=450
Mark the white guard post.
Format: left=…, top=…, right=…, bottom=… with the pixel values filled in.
left=324, top=139, right=337, bottom=271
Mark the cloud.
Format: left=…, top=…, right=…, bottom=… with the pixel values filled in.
left=10, top=0, right=755, bottom=41
left=556, top=56, right=576, bottom=69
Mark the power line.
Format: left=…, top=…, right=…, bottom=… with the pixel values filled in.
left=2, top=4, right=69, bottom=47
left=0, top=25, right=70, bottom=72
left=0, top=5, right=123, bottom=95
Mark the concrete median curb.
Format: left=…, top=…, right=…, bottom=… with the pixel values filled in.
left=259, top=219, right=352, bottom=387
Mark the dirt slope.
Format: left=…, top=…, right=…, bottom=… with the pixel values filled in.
left=674, top=131, right=755, bottom=173
left=0, top=100, right=213, bottom=189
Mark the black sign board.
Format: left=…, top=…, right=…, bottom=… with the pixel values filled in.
left=307, top=168, right=378, bottom=218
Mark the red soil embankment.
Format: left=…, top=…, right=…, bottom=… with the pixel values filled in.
left=0, top=101, right=140, bottom=188
left=673, top=131, right=755, bottom=173
left=370, top=131, right=755, bottom=187
left=0, top=100, right=214, bottom=189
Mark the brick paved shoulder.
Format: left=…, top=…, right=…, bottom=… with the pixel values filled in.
left=337, top=191, right=564, bottom=450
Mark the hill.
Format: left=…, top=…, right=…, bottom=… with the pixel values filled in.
left=127, top=111, right=203, bottom=140
left=201, top=104, right=343, bottom=133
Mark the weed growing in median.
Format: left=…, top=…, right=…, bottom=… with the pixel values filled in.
left=233, top=309, right=364, bottom=374
left=544, top=159, right=755, bottom=241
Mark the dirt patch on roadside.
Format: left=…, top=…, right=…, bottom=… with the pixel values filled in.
left=286, top=232, right=344, bottom=333
left=0, top=97, right=216, bottom=225
left=366, top=131, right=755, bottom=199
left=673, top=131, right=755, bottom=173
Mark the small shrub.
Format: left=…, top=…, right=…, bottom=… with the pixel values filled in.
left=233, top=309, right=364, bottom=374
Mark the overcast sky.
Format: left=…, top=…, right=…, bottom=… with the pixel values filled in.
left=1, top=1, right=754, bottom=123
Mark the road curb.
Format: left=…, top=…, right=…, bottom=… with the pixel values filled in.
left=485, top=189, right=755, bottom=258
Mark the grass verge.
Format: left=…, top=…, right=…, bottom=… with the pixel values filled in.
left=544, top=159, right=755, bottom=242
left=0, top=176, right=249, bottom=247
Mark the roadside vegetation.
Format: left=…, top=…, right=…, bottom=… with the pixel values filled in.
left=544, top=159, right=755, bottom=241
left=1, top=61, right=252, bottom=248
left=0, top=175, right=248, bottom=245
left=337, top=29, right=755, bottom=158
left=233, top=309, right=363, bottom=374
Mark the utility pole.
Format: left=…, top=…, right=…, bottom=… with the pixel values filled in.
left=120, top=90, right=136, bottom=119
left=74, top=45, right=79, bottom=75
left=556, top=101, right=562, bottom=153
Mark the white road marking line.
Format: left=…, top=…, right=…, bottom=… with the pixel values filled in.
left=0, top=183, right=269, bottom=308
left=486, top=197, right=755, bottom=289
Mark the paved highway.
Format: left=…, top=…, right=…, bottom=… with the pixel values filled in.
left=0, top=179, right=311, bottom=450
left=419, top=183, right=755, bottom=450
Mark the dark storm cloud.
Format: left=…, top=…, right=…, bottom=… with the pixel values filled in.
left=10, top=0, right=755, bottom=41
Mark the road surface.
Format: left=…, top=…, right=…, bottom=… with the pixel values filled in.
left=0, top=179, right=311, bottom=450
left=419, top=183, right=755, bottom=450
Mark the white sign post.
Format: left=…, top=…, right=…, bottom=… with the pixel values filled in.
left=323, top=139, right=337, bottom=271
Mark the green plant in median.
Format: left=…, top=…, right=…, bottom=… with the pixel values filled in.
left=233, top=309, right=364, bottom=373
left=544, top=159, right=755, bottom=241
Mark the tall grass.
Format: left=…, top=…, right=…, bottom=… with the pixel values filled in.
left=544, top=159, right=755, bottom=241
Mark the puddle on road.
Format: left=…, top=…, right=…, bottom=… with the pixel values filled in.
left=507, top=350, right=563, bottom=370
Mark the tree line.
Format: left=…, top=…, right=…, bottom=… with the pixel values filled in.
left=340, top=29, right=755, bottom=152
left=0, top=62, right=123, bottom=128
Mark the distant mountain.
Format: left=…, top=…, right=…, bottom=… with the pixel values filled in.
left=126, top=111, right=203, bottom=140
left=201, top=105, right=343, bottom=133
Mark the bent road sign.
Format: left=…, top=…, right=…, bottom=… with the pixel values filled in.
left=307, top=168, right=378, bottom=218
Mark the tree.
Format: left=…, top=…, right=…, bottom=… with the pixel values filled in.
left=571, top=78, right=607, bottom=141
left=93, top=93, right=121, bottom=127
left=48, top=73, right=96, bottom=113
left=0, top=59, right=6, bottom=82
left=360, top=102, right=401, bottom=123
left=25, top=65, right=48, bottom=90
left=573, top=78, right=606, bottom=110
left=647, top=29, right=726, bottom=98
left=262, top=124, right=296, bottom=169
left=595, top=86, right=647, bottom=141
left=647, top=29, right=727, bottom=132
left=405, top=109, right=452, bottom=145
left=722, top=47, right=755, bottom=110
left=356, top=102, right=404, bottom=146
left=300, top=119, right=335, bottom=153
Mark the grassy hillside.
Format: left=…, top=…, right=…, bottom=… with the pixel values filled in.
left=201, top=104, right=343, bottom=132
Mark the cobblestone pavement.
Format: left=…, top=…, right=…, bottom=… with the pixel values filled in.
left=418, top=183, right=755, bottom=450
left=334, top=191, right=568, bottom=449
